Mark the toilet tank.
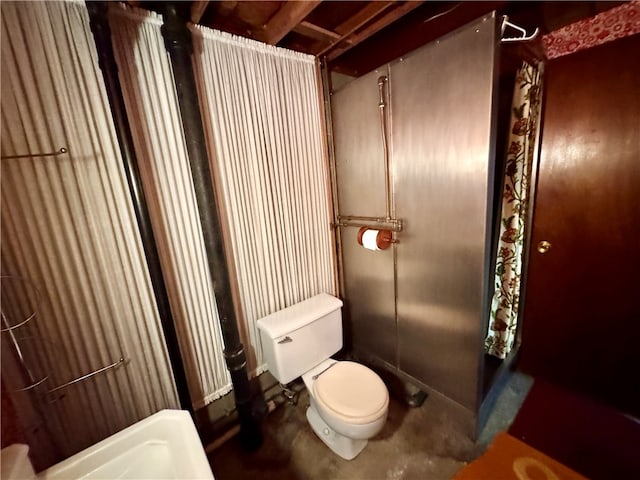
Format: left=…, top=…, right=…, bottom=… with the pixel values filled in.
left=257, top=293, right=343, bottom=384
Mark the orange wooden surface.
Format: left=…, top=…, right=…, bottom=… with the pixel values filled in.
left=454, top=432, right=587, bottom=480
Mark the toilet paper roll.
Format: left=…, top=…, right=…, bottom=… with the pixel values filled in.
left=362, top=229, right=380, bottom=251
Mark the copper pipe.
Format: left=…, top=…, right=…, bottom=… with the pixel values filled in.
left=378, top=75, right=391, bottom=220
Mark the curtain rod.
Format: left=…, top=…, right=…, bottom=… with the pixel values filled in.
left=501, top=15, right=540, bottom=43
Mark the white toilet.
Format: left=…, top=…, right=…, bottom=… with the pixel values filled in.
left=257, top=293, right=389, bottom=460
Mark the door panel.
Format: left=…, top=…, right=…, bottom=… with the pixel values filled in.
left=521, top=35, right=640, bottom=416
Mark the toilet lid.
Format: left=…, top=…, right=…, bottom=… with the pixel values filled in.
left=313, top=361, right=388, bottom=424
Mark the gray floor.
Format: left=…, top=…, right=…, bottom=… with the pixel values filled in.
left=209, top=372, right=533, bottom=480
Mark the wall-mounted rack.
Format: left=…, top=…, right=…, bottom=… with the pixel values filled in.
left=1, top=275, right=128, bottom=397
left=1, top=147, right=68, bottom=160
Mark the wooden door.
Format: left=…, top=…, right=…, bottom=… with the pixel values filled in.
left=521, top=34, right=640, bottom=416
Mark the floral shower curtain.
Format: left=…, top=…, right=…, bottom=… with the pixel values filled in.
left=485, top=62, right=543, bottom=359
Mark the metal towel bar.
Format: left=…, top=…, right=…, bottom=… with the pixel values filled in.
left=47, top=357, right=128, bottom=394
left=1, top=147, right=68, bottom=160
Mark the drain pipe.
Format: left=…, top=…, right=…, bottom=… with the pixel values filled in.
left=85, top=1, right=192, bottom=414
left=160, top=3, right=264, bottom=450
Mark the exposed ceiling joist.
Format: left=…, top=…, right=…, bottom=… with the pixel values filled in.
left=125, top=1, right=620, bottom=77
left=254, top=1, right=322, bottom=45
left=330, top=2, right=505, bottom=76
left=334, top=1, right=395, bottom=36
left=313, top=1, right=412, bottom=58
left=190, top=1, right=209, bottom=24
left=325, top=1, right=425, bottom=62
left=294, top=21, right=341, bottom=42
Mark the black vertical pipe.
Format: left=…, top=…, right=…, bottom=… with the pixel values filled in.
left=85, top=2, right=192, bottom=413
left=160, top=3, right=263, bottom=450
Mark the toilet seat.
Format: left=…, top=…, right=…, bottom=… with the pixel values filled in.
left=313, top=361, right=388, bottom=425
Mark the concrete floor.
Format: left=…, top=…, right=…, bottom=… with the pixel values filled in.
left=209, top=372, right=532, bottom=480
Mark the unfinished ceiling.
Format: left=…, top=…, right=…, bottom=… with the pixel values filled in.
left=132, top=1, right=625, bottom=76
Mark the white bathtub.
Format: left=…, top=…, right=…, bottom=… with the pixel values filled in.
left=39, top=410, right=214, bottom=479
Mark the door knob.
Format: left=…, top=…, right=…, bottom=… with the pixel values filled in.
left=537, top=240, right=552, bottom=254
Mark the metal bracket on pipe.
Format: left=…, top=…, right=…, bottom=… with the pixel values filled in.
left=334, top=215, right=403, bottom=232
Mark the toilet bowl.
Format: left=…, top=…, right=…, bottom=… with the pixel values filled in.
left=302, top=359, right=388, bottom=459
left=256, top=293, right=389, bottom=460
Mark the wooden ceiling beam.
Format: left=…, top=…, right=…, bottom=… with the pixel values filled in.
left=254, top=1, right=322, bottom=45
left=311, top=2, right=395, bottom=57
left=325, top=1, right=425, bottom=62
left=293, top=21, right=341, bottom=42
left=190, top=1, right=210, bottom=24
left=334, top=1, right=395, bottom=36
left=331, top=2, right=505, bottom=76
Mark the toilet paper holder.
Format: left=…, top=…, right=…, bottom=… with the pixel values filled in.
left=333, top=214, right=402, bottom=250
left=356, top=227, right=397, bottom=250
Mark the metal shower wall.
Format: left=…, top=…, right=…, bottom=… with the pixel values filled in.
left=393, top=15, right=498, bottom=413
left=333, top=64, right=397, bottom=365
left=333, top=14, right=498, bottom=414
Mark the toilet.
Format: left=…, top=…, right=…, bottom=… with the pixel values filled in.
left=257, top=293, right=389, bottom=460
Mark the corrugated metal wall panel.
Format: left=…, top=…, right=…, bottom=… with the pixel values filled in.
left=0, top=0, right=177, bottom=460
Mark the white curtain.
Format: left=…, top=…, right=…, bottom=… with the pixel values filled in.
left=108, top=4, right=231, bottom=409
left=1, top=0, right=178, bottom=462
left=192, top=27, right=337, bottom=374
left=96, top=5, right=334, bottom=401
